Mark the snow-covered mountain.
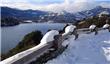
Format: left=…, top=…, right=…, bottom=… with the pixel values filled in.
left=71, top=6, right=110, bottom=20
left=80, top=6, right=110, bottom=18
left=46, top=30, right=110, bottom=64
left=46, top=6, right=110, bottom=23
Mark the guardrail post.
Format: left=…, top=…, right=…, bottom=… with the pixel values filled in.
left=53, top=34, right=63, bottom=50
left=72, top=29, right=79, bottom=40
left=90, top=27, right=98, bottom=35
left=108, top=27, right=110, bottom=32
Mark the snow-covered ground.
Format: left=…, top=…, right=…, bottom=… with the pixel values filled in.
left=46, top=30, right=110, bottom=64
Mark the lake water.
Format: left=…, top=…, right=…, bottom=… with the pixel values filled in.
left=1, top=23, right=65, bottom=54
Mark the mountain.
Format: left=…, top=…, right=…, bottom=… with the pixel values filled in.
left=45, top=6, right=110, bottom=23
left=73, top=6, right=110, bottom=20
left=79, top=6, right=110, bottom=18
left=1, top=6, right=110, bottom=24
left=1, top=16, right=20, bottom=27
left=1, top=7, right=48, bottom=21
left=1, top=7, right=49, bottom=26
left=71, top=6, right=110, bottom=19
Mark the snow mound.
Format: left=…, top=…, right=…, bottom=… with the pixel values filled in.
left=99, top=11, right=109, bottom=17
left=103, top=24, right=110, bottom=29
left=65, top=25, right=76, bottom=33
left=46, top=30, right=110, bottom=64
left=40, top=30, right=59, bottom=45
left=89, top=25, right=96, bottom=30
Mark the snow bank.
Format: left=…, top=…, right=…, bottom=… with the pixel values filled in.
left=103, top=24, right=110, bottom=29
left=89, top=25, right=96, bottom=30
left=46, top=30, right=110, bottom=64
left=65, top=25, right=76, bottom=33
left=40, top=30, right=59, bottom=45
left=24, top=20, right=32, bottom=23
left=99, top=11, right=109, bottom=17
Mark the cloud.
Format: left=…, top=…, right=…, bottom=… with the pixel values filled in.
left=0, top=0, right=38, bottom=10
left=99, top=2, right=110, bottom=8
left=1, top=0, right=110, bottom=13
left=36, top=0, right=98, bottom=13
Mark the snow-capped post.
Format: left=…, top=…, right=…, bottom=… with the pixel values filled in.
left=62, top=24, right=69, bottom=33
left=40, top=30, right=64, bottom=50
left=41, top=30, right=59, bottom=43
left=102, top=20, right=110, bottom=32
left=72, top=26, right=79, bottom=40
left=89, top=24, right=98, bottom=35
left=53, top=34, right=63, bottom=50
left=62, top=24, right=79, bottom=40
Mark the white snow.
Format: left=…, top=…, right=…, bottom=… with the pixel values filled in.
left=89, top=25, right=96, bottom=30
left=24, top=20, right=32, bottom=23
left=46, top=30, right=110, bottom=64
left=103, top=24, right=110, bottom=29
left=48, top=20, right=54, bottom=23
left=65, top=25, right=76, bottom=34
left=99, top=11, right=109, bottom=17
left=40, top=30, right=59, bottom=45
left=41, top=17, right=44, bottom=19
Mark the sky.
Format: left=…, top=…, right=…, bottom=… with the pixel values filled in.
left=1, top=0, right=110, bottom=13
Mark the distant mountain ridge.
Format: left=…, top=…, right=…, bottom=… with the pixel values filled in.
left=1, top=7, right=48, bottom=21
left=76, top=6, right=110, bottom=19
left=37, top=6, right=110, bottom=23
left=1, top=6, right=110, bottom=23
left=50, top=6, right=110, bottom=23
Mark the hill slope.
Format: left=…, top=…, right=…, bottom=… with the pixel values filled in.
left=46, top=30, right=110, bottom=64
left=1, top=7, right=48, bottom=21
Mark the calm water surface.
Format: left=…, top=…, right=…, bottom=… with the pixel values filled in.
left=1, top=23, right=65, bottom=54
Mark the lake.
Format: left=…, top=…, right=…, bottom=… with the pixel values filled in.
left=1, top=23, right=66, bottom=54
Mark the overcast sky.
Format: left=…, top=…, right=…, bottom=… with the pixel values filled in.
left=1, top=0, right=110, bottom=13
